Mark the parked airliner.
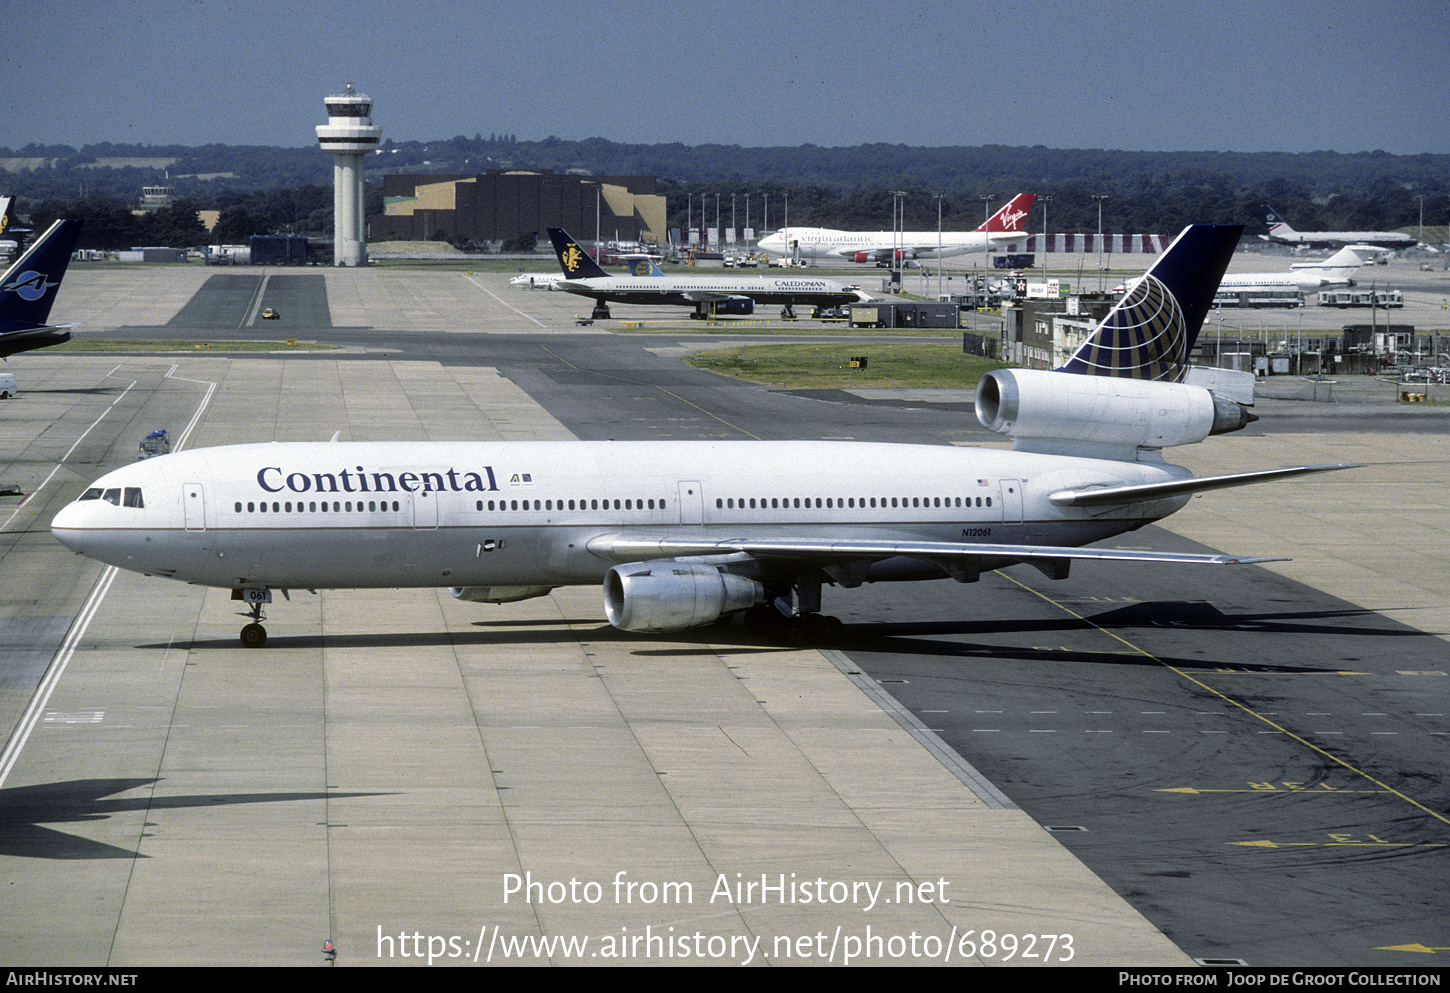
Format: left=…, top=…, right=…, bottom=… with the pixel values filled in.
left=0, top=218, right=83, bottom=358
left=1258, top=205, right=1417, bottom=251
left=1217, top=246, right=1364, bottom=292
left=547, top=228, right=865, bottom=319
left=52, top=224, right=1349, bottom=648
left=1208, top=245, right=1367, bottom=306
left=756, top=193, right=1034, bottom=264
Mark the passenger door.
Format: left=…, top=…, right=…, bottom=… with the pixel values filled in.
left=413, top=489, right=438, bottom=529
left=999, top=479, right=1023, bottom=524
left=183, top=483, right=205, bottom=531
left=677, top=481, right=703, bottom=525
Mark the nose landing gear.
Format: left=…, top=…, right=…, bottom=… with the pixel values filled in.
left=232, top=587, right=272, bottom=648
left=240, top=623, right=267, bottom=648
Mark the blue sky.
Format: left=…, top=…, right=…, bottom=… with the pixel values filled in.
left=7, top=0, right=1448, bottom=154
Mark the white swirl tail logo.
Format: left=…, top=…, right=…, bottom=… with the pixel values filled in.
left=997, top=207, right=1027, bottom=230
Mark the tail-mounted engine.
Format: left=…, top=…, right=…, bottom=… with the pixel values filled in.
left=975, top=368, right=1253, bottom=450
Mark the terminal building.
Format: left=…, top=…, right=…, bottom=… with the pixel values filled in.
left=370, top=170, right=667, bottom=248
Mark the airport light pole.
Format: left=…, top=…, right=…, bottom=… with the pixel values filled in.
left=887, top=189, right=899, bottom=289
left=1040, top=194, right=1052, bottom=275
left=980, top=194, right=994, bottom=302
left=715, top=193, right=720, bottom=251
left=1093, top=194, right=1109, bottom=292
left=731, top=194, right=736, bottom=250
left=935, top=193, right=944, bottom=300
left=1418, top=195, right=1426, bottom=246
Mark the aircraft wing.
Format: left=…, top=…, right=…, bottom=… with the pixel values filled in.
left=682, top=290, right=753, bottom=302
left=1046, top=464, right=1356, bottom=508
left=587, top=463, right=1358, bottom=572
left=586, top=533, right=1281, bottom=569
left=831, top=245, right=890, bottom=262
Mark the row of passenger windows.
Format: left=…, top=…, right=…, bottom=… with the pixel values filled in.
left=230, top=494, right=991, bottom=516
left=716, top=495, right=993, bottom=510
left=79, top=487, right=144, bottom=508
left=476, top=498, right=668, bottom=512
left=233, top=497, right=672, bottom=515
left=237, top=500, right=402, bottom=514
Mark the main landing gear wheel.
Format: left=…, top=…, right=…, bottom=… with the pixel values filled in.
left=743, top=606, right=843, bottom=646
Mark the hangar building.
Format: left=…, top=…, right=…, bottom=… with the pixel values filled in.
left=370, top=170, right=666, bottom=247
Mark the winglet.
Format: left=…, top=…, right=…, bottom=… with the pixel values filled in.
left=1057, top=223, right=1241, bottom=382
left=546, top=229, right=610, bottom=280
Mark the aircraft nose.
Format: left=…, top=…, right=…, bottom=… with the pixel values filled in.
left=51, top=501, right=88, bottom=551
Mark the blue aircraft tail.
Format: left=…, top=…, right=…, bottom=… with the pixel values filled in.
left=546, top=228, right=610, bottom=280
left=0, top=219, right=84, bottom=331
left=623, top=255, right=665, bottom=277
left=1056, top=223, right=1241, bottom=383
left=1261, top=204, right=1292, bottom=231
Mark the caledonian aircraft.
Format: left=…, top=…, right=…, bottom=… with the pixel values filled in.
left=52, top=224, right=1349, bottom=648
left=547, top=228, right=867, bottom=320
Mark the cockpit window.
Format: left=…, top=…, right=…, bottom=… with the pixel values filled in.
left=76, top=486, right=143, bottom=508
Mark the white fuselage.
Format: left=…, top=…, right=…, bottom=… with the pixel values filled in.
left=1260, top=227, right=1416, bottom=250
left=508, top=273, right=562, bottom=289
left=50, top=440, right=1189, bottom=592
left=1220, top=268, right=1356, bottom=291
left=756, top=228, right=1026, bottom=261
left=1220, top=247, right=1363, bottom=291
left=554, top=273, right=862, bottom=307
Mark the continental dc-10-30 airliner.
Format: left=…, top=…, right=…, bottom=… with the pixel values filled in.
left=51, top=224, right=1350, bottom=647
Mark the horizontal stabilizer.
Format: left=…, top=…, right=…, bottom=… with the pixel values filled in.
left=1048, top=463, right=1357, bottom=508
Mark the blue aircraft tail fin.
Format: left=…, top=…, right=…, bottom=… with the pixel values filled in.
left=0, top=219, right=83, bottom=330
left=546, top=228, right=610, bottom=280
left=623, top=255, right=665, bottom=277
left=1261, top=204, right=1293, bottom=232
left=1056, top=223, right=1241, bottom=383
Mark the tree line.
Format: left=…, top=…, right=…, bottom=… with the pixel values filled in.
left=7, top=137, right=1445, bottom=248
left=26, top=184, right=384, bottom=250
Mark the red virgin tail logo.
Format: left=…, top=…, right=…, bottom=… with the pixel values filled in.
left=984, top=193, right=1035, bottom=232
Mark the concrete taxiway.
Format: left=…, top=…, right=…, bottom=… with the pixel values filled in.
left=1, top=263, right=1447, bottom=967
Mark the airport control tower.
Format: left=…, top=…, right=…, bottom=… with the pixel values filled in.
left=315, top=84, right=381, bottom=266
